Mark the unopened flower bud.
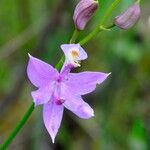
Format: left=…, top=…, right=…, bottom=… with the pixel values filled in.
left=73, top=0, right=99, bottom=30
left=114, top=1, right=141, bottom=29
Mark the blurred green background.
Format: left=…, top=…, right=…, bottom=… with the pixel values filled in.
left=0, top=0, right=150, bottom=149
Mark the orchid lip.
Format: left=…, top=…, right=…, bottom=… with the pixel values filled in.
left=60, top=44, right=88, bottom=69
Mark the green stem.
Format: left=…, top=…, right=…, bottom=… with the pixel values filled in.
left=100, top=0, right=122, bottom=25
left=79, top=23, right=116, bottom=45
left=55, top=55, right=65, bottom=71
left=106, top=23, right=116, bottom=29
left=0, top=103, right=34, bottom=150
left=69, top=29, right=79, bottom=44
left=79, top=0, right=121, bottom=45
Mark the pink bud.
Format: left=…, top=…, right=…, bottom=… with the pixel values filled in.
left=73, top=0, right=99, bottom=30
left=114, top=1, right=141, bottom=29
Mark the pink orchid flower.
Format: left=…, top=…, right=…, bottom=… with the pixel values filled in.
left=27, top=44, right=110, bottom=143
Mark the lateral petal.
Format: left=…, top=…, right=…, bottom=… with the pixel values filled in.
left=31, top=82, right=55, bottom=106
left=27, top=54, right=58, bottom=87
left=63, top=95, right=94, bottom=119
left=43, top=101, right=64, bottom=143
left=65, top=72, right=110, bottom=95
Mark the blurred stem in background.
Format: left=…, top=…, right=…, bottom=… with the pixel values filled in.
left=0, top=0, right=122, bottom=149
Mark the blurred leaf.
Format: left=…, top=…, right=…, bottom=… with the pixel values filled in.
left=128, top=118, right=148, bottom=150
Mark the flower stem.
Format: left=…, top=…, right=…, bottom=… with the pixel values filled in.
left=55, top=55, right=65, bottom=70
left=0, top=103, right=34, bottom=150
left=100, top=0, right=122, bottom=25
left=69, top=29, right=79, bottom=44
left=79, top=23, right=116, bottom=45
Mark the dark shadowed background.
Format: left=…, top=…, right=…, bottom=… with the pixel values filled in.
left=0, top=0, right=150, bottom=149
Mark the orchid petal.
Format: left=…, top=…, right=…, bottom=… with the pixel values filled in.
left=63, top=95, right=94, bottom=119
left=27, top=54, right=58, bottom=87
left=65, top=72, right=110, bottom=95
left=31, top=82, right=55, bottom=106
left=43, top=100, right=64, bottom=143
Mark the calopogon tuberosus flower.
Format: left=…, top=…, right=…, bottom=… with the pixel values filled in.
left=114, top=1, right=141, bottom=29
left=27, top=44, right=110, bottom=143
left=73, top=0, right=99, bottom=30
